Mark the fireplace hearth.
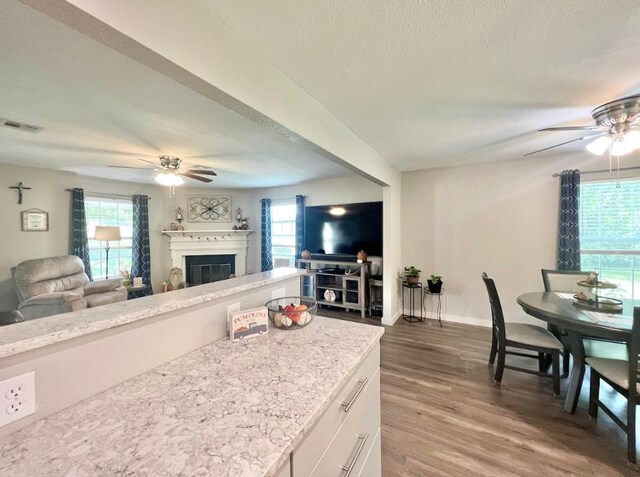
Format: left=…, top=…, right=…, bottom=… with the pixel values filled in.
left=185, top=254, right=236, bottom=286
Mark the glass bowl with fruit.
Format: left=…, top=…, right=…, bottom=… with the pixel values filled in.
left=265, top=297, right=318, bottom=330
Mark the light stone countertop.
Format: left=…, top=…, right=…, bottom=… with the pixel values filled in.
left=0, top=316, right=384, bottom=477
left=0, top=268, right=305, bottom=360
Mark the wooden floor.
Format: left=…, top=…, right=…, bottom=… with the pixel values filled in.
left=379, top=318, right=637, bottom=476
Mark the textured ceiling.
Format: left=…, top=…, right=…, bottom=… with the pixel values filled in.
left=0, top=0, right=352, bottom=188
left=204, top=0, right=640, bottom=169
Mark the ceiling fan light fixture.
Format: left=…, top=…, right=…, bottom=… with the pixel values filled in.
left=610, top=135, right=639, bottom=157
left=585, top=136, right=611, bottom=156
left=154, top=171, right=185, bottom=187
left=624, top=130, right=640, bottom=152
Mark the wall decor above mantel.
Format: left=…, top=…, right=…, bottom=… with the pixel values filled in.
left=188, top=196, right=231, bottom=223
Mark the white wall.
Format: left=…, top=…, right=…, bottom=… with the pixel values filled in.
left=0, top=164, right=166, bottom=310
left=402, top=153, right=640, bottom=327
left=251, top=175, right=384, bottom=275
left=160, top=186, right=257, bottom=274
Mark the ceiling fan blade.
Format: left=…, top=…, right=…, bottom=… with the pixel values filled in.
left=183, top=162, right=211, bottom=169
left=138, top=158, right=158, bottom=165
left=181, top=172, right=213, bottom=183
left=539, top=125, right=600, bottom=132
left=524, top=133, right=604, bottom=157
left=185, top=169, right=217, bottom=176
left=108, top=165, right=155, bottom=170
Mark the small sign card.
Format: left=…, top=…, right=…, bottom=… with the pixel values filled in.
left=230, top=307, right=269, bottom=342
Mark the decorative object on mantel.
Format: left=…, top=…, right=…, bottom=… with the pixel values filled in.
left=427, top=274, right=443, bottom=294
left=356, top=250, right=368, bottom=263
left=404, top=266, right=421, bottom=285
left=175, top=206, right=185, bottom=231
left=265, top=297, right=317, bottom=330
left=188, top=196, right=231, bottom=223
left=9, top=182, right=32, bottom=204
left=230, top=306, right=269, bottom=342
left=21, top=208, right=48, bottom=231
left=233, top=207, right=250, bottom=230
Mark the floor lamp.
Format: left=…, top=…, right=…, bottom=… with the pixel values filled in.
left=94, top=226, right=121, bottom=279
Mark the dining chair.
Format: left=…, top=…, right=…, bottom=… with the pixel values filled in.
left=542, top=269, right=628, bottom=375
left=541, top=269, right=592, bottom=375
left=587, top=307, right=640, bottom=466
left=482, top=272, right=563, bottom=395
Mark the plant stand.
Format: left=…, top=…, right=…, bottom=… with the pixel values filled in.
left=424, top=287, right=445, bottom=327
left=402, top=281, right=424, bottom=323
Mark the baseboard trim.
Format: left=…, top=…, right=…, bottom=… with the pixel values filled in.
left=383, top=309, right=402, bottom=326
left=424, top=311, right=490, bottom=328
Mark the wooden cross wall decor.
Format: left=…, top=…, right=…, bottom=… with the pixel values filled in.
left=9, top=182, right=32, bottom=205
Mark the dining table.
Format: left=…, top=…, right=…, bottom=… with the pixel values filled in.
left=517, top=291, right=636, bottom=413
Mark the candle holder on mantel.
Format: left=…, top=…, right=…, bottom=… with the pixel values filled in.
left=573, top=272, right=622, bottom=312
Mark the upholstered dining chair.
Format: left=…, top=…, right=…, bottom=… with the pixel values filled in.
left=482, top=272, right=563, bottom=396
left=587, top=307, right=640, bottom=466
left=541, top=269, right=592, bottom=375
left=542, top=269, right=628, bottom=375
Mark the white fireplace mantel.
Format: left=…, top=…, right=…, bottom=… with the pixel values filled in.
left=161, top=230, right=252, bottom=276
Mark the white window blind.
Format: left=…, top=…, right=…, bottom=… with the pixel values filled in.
left=271, top=198, right=297, bottom=268
left=580, top=179, right=640, bottom=298
left=85, top=196, right=134, bottom=280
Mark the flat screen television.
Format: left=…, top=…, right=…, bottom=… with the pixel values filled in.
left=304, top=201, right=383, bottom=258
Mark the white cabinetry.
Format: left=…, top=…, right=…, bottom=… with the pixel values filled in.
left=289, top=343, right=381, bottom=477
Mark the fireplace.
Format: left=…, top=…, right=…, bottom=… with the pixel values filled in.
left=162, top=230, right=250, bottom=279
left=185, top=254, right=236, bottom=286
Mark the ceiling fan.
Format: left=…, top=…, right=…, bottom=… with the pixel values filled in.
left=525, top=95, right=640, bottom=157
left=109, top=155, right=217, bottom=188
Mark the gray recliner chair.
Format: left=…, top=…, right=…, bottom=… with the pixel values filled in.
left=12, top=255, right=127, bottom=320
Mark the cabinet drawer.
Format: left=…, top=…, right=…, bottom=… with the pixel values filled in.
left=356, top=426, right=381, bottom=477
left=309, top=369, right=381, bottom=477
left=292, top=343, right=379, bottom=476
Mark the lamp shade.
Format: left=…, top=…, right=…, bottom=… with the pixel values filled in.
left=94, top=226, right=121, bottom=242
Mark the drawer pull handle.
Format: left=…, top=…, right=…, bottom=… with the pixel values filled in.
left=340, top=433, right=369, bottom=477
left=341, top=378, right=368, bottom=413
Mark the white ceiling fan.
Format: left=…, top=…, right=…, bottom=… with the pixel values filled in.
left=525, top=95, right=640, bottom=157
left=109, top=156, right=217, bottom=195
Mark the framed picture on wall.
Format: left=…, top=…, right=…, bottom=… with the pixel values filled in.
left=188, top=196, right=232, bottom=223
left=21, top=209, right=49, bottom=231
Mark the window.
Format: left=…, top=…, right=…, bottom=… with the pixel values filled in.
left=580, top=179, right=640, bottom=299
left=85, top=196, right=134, bottom=279
left=271, top=199, right=297, bottom=268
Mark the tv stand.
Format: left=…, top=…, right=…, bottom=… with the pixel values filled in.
left=297, top=258, right=371, bottom=318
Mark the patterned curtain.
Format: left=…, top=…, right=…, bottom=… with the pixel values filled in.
left=295, top=195, right=305, bottom=259
left=131, top=195, right=152, bottom=297
left=261, top=198, right=273, bottom=272
left=557, top=170, right=581, bottom=270
left=69, top=188, right=93, bottom=281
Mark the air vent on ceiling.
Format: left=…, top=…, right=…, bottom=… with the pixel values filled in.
left=0, top=118, right=43, bottom=134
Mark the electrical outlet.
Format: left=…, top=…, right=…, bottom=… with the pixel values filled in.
left=0, top=372, right=35, bottom=427
left=272, top=288, right=286, bottom=300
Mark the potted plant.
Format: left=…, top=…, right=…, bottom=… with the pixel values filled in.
left=404, top=266, right=421, bottom=285
left=427, top=275, right=443, bottom=294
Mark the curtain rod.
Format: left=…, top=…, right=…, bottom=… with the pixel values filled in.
left=552, top=166, right=640, bottom=177
left=64, top=189, right=151, bottom=200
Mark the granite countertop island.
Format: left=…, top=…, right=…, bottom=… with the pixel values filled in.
left=0, top=268, right=306, bottom=359
left=0, top=316, right=384, bottom=476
